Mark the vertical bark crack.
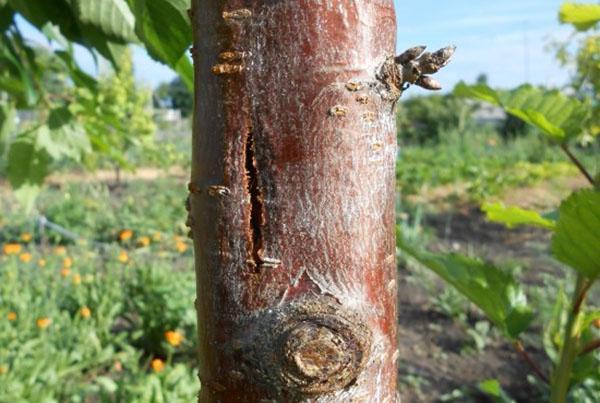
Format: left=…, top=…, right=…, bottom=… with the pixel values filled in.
left=244, top=130, right=264, bottom=268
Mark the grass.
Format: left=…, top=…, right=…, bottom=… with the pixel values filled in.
left=397, top=129, right=595, bottom=201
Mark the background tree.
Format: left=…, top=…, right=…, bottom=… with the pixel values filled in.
left=79, top=49, right=156, bottom=171
left=397, top=94, right=475, bottom=144
left=154, top=77, right=193, bottom=118
left=555, top=2, right=600, bottom=139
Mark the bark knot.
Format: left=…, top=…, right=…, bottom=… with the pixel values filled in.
left=232, top=297, right=372, bottom=397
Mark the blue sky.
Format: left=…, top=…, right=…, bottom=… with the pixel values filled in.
left=18, top=0, right=571, bottom=91
left=395, top=0, right=571, bottom=93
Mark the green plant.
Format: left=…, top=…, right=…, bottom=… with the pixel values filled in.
left=123, top=263, right=196, bottom=357
left=399, top=81, right=599, bottom=401
left=478, top=379, right=516, bottom=403
left=397, top=93, right=476, bottom=144
left=555, top=2, right=600, bottom=138
left=396, top=127, right=583, bottom=202
left=74, top=48, right=156, bottom=172
left=0, top=180, right=198, bottom=401
left=0, top=0, right=193, bottom=208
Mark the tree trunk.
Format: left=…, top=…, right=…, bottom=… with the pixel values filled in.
left=189, top=1, right=399, bottom=401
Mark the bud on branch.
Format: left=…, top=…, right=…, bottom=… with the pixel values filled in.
left=394, top=45, right=455, bottom=94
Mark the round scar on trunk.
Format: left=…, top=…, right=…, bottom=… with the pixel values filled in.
left=235, top=297, right=372, bottom=396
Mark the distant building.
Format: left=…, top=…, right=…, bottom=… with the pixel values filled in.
left=473, top=103, right=506, bottom=127
left=154, top=108, right=182, bottom=123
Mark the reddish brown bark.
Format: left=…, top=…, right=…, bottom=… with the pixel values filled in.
left=190, top=1, right=399, bottom=401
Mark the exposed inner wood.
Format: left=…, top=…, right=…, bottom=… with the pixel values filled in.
left=244, top=129, right=264, bottom=268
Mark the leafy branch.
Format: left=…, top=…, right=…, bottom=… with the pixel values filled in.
left=398, top=78, right=599, bottom=401
left=1, top=0, right=193, bottom=209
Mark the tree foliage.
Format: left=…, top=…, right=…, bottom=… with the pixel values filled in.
left=398, top=233, right=534, bottom=340
left=454, top=83, right=590, bottom=143
left=559, top=2, right=600, bottom=31
left=75, top=48, right=156, bottom=170
left=0, top=0, right=192, bottom=209
left=555, top=2, right=600, bottom=138
left=552, top=189, right=600, bottom=279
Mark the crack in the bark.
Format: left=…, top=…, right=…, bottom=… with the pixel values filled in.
left=244, top=130, right=264, bottom=269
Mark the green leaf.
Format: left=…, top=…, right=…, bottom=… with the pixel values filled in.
left=6, top=128, right=52, bottom=210
left=0, top=102, right=16, bottom=160
left=507, top=108, right=565, bottom=140
left=0, top=31, right=39, bottom=106
left=559, top=3, right=600, bottom=31
left=576, top=309, right=600, bottom=335
left=551, top=190, right=600, bottom=278
left=482, top=202, right=556, bottom=230
left=8, top=0, right=83, bottom=42
left=174, top=53, right=193, bottom=91
left=7, top=128, right=50, bottom=188
left=454, top=83, right=589, bottom=142
left=454, top=82, right=501, bottom=105
left=478, top=379, right=515, bottom=403
left=55, top=50, right=97, bottom=90
left=398, top=231, right=534, bottom=339
left=0, top=4, right=14, bottom=31
left=10, top=0, right=128, bottom=69
left=130, top=0, right=192, bottom=67
left=95, top=376, right=118, bottom=393
left=38, top=107, right=91, bottom=161
left=82, top=28, right=128, bottom=68
left=71, top=0, right=137, bottom=43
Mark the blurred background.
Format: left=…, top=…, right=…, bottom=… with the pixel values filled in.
left=0, top=1, right=598, bottom=402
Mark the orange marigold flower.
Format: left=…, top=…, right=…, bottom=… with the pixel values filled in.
left=60, top=268, right=71, bottom=278
left=7, top=312, right=17, bottom=321
left=152, top=232, right=162, bottom=241
left=0, top=365, right=7, bottom=375
left=79, top=306, right=91, bottom=319
left=38, top=259, right=46, bottom=267
left=72, top=274, right=82, bottom=285
left=3, top=243, right=22, bottom=255
left=36, top=317, right=52, bottom=329
left=20, top=232, right=32, bottom=242
left=164, top=330, right=184, bottom=347
left=62, top=257, right=73, bottom=268
left=19, top=253, right=32, bottom=263
left=175, top=241, right=187, bottom=253
left=54, top=246, right=67, bottom=256
left=151, top=358, right=165, bottom=373
left=137, top=236, right=151, bottom=247
left=118, top=250, right=129, bottom=263
left=119, top=229, right=133, bottom=241
left=593, top=318, right=600, bottom=329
